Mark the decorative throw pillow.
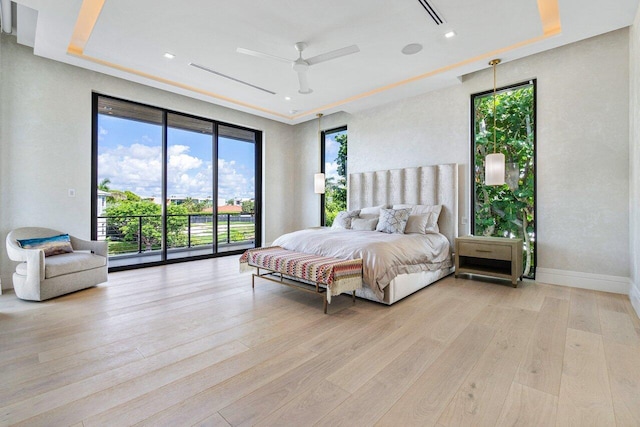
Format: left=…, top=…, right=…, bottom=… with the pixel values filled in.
left=331, top=209, right=361, bottom=229
left=17, top=234, right=74, bottom=257
left=404, top=214, right=431, bottom=234
left=376, top=208, right=411, bottom=234
left=359, top=204, right=387, bottom=216
left=358, top=213, right=380, bottom=220
left=351, top=217, right=379, bottom=231
left=393, top=204, right=442, bottom=233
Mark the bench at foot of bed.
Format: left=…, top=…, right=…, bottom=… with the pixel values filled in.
left=239, top=246, right=363, bottom=314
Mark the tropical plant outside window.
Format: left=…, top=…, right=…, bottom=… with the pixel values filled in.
left=322, top=127, right=347, bottom=226
left=472, top=81, right=536, bottom=278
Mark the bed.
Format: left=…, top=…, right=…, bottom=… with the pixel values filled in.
left=273, top=163, right=458, bottom=305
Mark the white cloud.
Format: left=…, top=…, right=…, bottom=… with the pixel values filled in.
left=325, top=161, right=338, bottom=180
left=99, top=143, right=253, bottom=200
left=98, top=126, right=108, bottom=142
left=217, top=158, right=254, bottom=200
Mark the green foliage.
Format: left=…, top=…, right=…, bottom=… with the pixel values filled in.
left=474, top=85, right=535, bottom=275
left=98, top=178, right=111, bottom=191
left=105, top=199, right=189, bottom=250
left=181, top=197, right=206, bottom=213
left=324, top=133, right=348, bottom=226
left=241, top=199, right=255, bottom=215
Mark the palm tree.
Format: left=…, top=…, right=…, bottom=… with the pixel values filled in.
left=98, top=178, right=111, bottom=191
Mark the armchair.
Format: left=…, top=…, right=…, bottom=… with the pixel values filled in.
left=6, top=227, right=108, bottom=301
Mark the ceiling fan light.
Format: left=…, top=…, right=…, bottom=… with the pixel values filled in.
left=485, top=152, right=505, bottom=186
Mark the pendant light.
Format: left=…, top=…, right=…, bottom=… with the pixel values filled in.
left=485, top=59, right=505, bottom=186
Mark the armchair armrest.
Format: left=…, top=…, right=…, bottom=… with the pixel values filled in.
left=5, top=235, right=45, bottom=281
left=70, top=235, right=108, bottom=257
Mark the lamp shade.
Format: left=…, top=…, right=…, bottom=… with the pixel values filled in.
left=314, top=173, right=325, bottom=194
left=485, top=153, right=505, bottom=186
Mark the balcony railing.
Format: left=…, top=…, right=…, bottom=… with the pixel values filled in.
left=97, top=213, right=255, bottom=258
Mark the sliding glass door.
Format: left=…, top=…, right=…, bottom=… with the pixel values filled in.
left=166, top=114, right=215, bottom=260
left=92, top=94, right=261, bottom=270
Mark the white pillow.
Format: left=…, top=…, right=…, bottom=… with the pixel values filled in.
left=359, top=204, right=386, bottom=216
left=351, top=217, right=379, bottom=231
left=331, top=209, right=361, bottom=229
left=404, top=214, right=431, bottom=234
left=393, top=204, right=442, bottom=233
left=358, top=213, right=379, bottom=220
left=376, top=208, right=411, bottom=234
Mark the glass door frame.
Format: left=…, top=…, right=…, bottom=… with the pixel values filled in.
left=91, top=93, right=262, bottom=271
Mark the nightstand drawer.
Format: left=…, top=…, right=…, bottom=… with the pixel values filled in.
left=458, top=242, right=512, bottom=261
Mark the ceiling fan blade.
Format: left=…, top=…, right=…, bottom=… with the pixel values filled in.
left=296, top=69, right=312, bottom=94
left=306, top=45, right=360, bottom=66
left=236, top=47, right=291, bottom=64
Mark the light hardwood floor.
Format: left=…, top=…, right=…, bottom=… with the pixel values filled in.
left=1, top=256, right=639, bottom=426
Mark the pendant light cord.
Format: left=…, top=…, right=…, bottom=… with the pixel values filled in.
left=489, top=59, right=501, bottom=154
left=493, top=62, right=497, bottom=154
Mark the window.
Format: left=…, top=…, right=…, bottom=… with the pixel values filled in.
left=321, top=126, right=347, bottom=226
left=92, top=94, right=261, bottom=269
left=471, top=80, right=536, bottom=278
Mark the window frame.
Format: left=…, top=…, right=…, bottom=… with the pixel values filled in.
left=320, top=125, right=347, bottom=226
left=469, top=79, right=537, bottom=278
left=91, top=93, right=262, bottom=271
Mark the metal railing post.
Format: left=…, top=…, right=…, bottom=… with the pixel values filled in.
left=187, top=214, right=192, bottom=248
left=227, top=214, right=231, bottom=244
left=138, top=215, right=143, bottom=253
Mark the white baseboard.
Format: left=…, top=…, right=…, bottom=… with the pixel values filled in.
left=536, top=268, right=630, bottom=294
left=630, top=281, right=640, bottom=318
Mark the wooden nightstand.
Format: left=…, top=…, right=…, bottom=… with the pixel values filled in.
left=455, top=235, right=523, bottom=287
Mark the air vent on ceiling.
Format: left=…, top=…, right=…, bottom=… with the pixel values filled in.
left=417, top=0, right=446, bottom=25
left=189, top=63, right=276, bottom=95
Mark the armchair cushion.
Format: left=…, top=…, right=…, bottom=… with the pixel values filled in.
left=15, top=252, right=107, bottom=279
left=17, top=234, right=74, bottom=257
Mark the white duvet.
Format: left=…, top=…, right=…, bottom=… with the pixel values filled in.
left=272, top=228, right=451, bottom=300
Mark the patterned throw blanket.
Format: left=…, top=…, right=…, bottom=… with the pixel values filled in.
left=240, top=246, right=363, bottom=303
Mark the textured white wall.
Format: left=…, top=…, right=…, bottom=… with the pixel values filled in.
left=294, top=29, right=631, bottom=290
left=630, top=9, right=640, bottom=316
left=0, top=34, right=297, bottom=289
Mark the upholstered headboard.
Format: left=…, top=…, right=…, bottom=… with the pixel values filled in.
left=348, top=163, right=459, bottom=248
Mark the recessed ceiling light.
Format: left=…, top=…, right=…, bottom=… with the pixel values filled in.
left=284, top=96, right=291, bottom=101
left=444, top=31, right=456, bottom=38
left=164, top=52, right=175, bottom=59
left=401, top=43, right=423, bottom=55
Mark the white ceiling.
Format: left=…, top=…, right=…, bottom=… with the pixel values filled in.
left=5, top=0, right=639, bottom=124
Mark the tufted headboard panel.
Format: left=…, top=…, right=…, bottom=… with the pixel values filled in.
left=348, top=164, right=459, bottom=248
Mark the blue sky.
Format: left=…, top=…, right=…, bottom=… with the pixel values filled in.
left=98, top=115, right=255, bottom=201
left=324, top=129, right=346, bottom=184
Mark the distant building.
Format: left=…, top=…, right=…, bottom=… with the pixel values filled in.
left=203, top=205, right=243, bottom=214
left=97, top=190, right=110, bottom=240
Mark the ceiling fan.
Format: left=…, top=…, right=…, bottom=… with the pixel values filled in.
left=237, top=42, right=360, bottom=95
